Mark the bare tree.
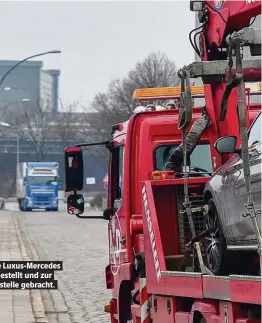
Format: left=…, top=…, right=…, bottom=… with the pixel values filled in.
left=89, top=51, right=180, bottom=140
left=12, top=99, right=55, bottom=160
left=48, top=100, right=82, bottom=143
left=128, top=51, right=180, bottom=88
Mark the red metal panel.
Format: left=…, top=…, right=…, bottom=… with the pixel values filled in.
left=175, top=312, right=190, bottom=323
left=151, top=177, right=209, bottom=186
left=236, top=319, right=261, bottom=323
left=150, top=272, right=203, bottom=298
left=150, top=296, right=176, bottom=323
left=202, top=276, right=230, bottom=300
left=131, top=304, right=141, bottom=323
left=230, top=276, right=261, bottom=305
left=152, top=185, right=180, bottom=256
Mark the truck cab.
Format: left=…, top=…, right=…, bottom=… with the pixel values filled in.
left=17, top=162, right=59, bottom=211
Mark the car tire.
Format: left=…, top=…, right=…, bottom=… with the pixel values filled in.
left=204, top=199, right=229, bottom=275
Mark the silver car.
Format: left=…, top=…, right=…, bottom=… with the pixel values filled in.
left=203, top=112, right=261, bottom=275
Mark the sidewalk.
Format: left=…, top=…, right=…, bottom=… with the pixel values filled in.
left=0, top=211, right=47, bottom=323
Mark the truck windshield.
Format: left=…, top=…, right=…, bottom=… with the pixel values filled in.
left=26, top=176, right=57, bottom=185
left=155, top=143, right=213, bottom=172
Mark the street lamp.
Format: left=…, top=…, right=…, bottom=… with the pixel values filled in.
left=0, top=50, right=61, bottom=87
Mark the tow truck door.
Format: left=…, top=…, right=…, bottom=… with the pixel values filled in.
left=108, top=138, right=126, bottom=276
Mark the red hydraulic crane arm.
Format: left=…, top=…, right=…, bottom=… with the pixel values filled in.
left=203, top=0, right=262, bottom=47
left=184, top=1, right=261, bottom=159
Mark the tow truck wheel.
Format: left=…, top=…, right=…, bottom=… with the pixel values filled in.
left=204, top=199, right=229, bottom=275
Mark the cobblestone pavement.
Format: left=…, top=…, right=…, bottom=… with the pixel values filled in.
left=0, top=210, right=48, bottom=323
left=14, top=209, right=111, bottom=323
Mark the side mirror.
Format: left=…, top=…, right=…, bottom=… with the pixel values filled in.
left=190, top=1, right=203, bottom=11
left=214, top=136, right=237, bottom=154
left=64, top=146, right=84, bottom=192
left=67, top=193, right=85, bottom=217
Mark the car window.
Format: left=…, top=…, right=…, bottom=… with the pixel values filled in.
left=248, top=113, right=261, bottom=147
left=155, top=143, right=213, bottom=172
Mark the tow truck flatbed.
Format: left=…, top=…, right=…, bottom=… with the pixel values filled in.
left=150, top=272, right=261, bottom=305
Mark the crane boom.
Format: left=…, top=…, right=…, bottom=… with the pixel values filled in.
left=201, top=0, right=262, bottom=47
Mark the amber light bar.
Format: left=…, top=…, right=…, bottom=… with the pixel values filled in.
left=133, top=82, right=262, bottom=101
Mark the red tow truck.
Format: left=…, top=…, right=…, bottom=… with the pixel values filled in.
left=63, top=1, right=261, bottom=322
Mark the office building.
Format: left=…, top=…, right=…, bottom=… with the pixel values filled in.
left=0, top=60, right=60, bottom=112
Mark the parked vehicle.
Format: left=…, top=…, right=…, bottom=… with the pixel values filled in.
left=16, top=162, right=60, bottom=211
left=204, top=112, right=261, bottom=274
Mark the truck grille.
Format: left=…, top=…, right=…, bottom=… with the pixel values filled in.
left=32, top=193, right=54, bottom=204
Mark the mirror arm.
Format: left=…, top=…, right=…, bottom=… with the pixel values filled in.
left=75, top=140, right=110, bottom=147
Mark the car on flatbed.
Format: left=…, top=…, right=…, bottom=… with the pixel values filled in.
left=203, top=111, right=261, bottom=275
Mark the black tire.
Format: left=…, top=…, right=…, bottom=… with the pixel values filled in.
left=20, top=199, right=25, bottom=212
left=204, top=199, right=229, bottom=275
left=18, top=199, right=21, bottom=211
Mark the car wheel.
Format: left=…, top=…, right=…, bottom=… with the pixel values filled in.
left=204, top=199, right=229, bottom=275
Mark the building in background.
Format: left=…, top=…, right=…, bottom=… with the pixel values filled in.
left=0, top=60, right=60, bottom=112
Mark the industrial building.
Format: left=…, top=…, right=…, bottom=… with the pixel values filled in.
left=0, top=60, right=60, bottom=112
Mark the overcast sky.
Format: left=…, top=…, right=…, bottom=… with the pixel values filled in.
left=0, top=1, right=195, bottom=109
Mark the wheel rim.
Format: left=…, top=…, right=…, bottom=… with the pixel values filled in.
left=205, top=210, right=220, bottom=272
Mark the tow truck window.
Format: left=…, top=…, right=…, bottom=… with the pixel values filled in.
left=118, top=146, right=124, bottom=194
left=155, top=144, right=213, bottom=172
left=111, top=145, right=124, bottom=209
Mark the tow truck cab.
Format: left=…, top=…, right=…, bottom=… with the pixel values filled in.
left=107, top=107, right=217, bottom=259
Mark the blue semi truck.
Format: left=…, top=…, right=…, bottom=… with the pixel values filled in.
left=16, top=162, right=59, bottom=211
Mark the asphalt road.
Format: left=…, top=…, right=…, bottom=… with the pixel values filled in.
left=6, top=201, right=111, bottom=323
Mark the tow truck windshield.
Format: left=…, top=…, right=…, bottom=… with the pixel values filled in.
left=155, top=143, right=213, bottom=173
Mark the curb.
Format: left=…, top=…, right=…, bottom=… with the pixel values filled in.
left=12, top=213, right=48, bottom=323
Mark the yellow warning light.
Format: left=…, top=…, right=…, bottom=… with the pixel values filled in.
left=133, top=85, right=205, bottom=101
left=104, top=304, right=111, bottom=313
left=132, top=82, right=262, bottom=101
